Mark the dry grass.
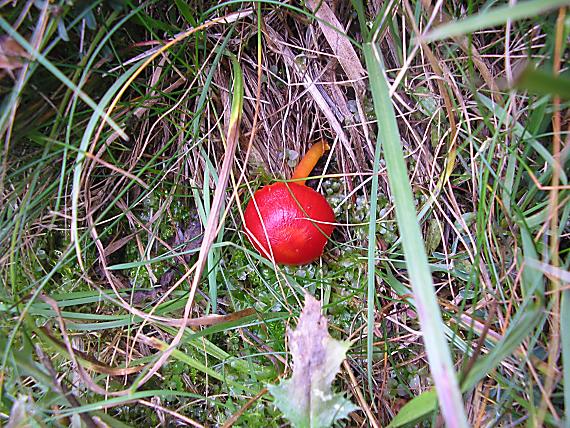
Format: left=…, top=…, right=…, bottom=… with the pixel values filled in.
left=0, top=0, right=568, bottom=426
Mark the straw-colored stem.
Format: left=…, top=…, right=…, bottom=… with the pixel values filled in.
left=291, top=140, right=329, bottom=185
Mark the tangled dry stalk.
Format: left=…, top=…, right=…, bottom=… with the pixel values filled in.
left=0, top=0, right=568, bottom=426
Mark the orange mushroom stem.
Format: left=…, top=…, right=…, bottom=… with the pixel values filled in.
left=291, top=140, right=330, bottom=185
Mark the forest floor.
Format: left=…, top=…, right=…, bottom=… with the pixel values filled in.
left=0, top=1, right=569, bottom=427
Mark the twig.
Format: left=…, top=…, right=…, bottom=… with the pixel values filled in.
left=343, top=360, right=380, bottom=428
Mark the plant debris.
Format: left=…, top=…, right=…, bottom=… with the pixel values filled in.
left=0, top=35, right=28, bottom=77
left=268, top=293, right=357, bottom=428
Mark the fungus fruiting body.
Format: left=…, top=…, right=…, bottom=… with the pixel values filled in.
left=244, top=142, right=335, bottom=265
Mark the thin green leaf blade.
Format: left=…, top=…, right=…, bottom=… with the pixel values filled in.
left=460, top=302, right=542, bottom=390
left=515, top=66, right=570, bottom=99
left=425, top=0, right=570, bottom=42
left=562, top=289, right=570, bottom=425
left=0, top=16, right=127, bottom=139
left=387, top=390, right=438, bottom=428
left=520, top=227, right=545, bottom=299
left=363, top=42, right=468, bottom=428
left=388, top=302, right=542, bottom=427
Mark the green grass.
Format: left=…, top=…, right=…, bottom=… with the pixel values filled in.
left=0, top=0, right=569, bottom=426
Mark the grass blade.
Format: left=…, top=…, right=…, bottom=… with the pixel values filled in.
left=0, top=16, right=127, bottom=140
left=387, top=302, right=542, bottom=427
left=562, top=289, right=570, bottom=427
left=460, top=303, right=542, bottom=390
left=515, top=66, right=570, bottom=100
left=70, top=61, right=142, bottom=269
left=478, top=94, right=568, bottom=184
left=135, top=53, right=244, bottom=387
left=424, top=0, right=570, bottom=42
left=364, top=59, right=383, bottom=402
left=363, top=42, right=468, bottom=427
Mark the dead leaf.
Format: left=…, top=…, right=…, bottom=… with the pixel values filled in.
left=305, top=0, right=366, bottom=90
left=0, top=36, right=29, bottom=73
left=268, top=294, right=357, bottom=428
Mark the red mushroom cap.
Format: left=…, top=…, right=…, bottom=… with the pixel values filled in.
left=244, top=182, right=335, bottom=265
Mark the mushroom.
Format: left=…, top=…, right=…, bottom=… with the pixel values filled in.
left=243, top=141, right=335, bottom=265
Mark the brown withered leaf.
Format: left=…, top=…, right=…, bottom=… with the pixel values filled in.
left=0, top=36, right=29, bottom=73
